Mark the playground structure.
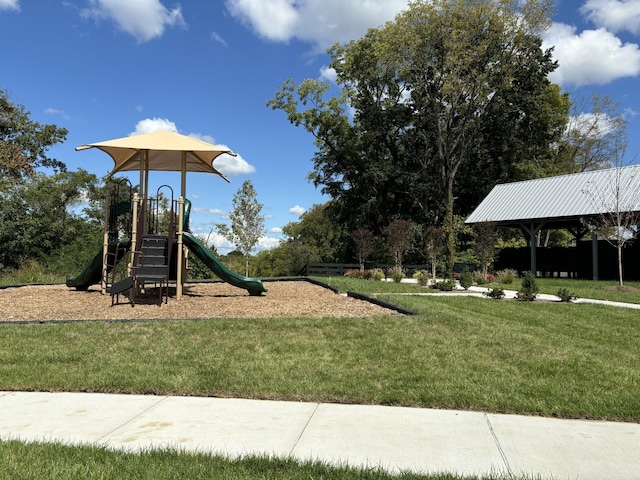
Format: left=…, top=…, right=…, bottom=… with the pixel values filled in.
left=66, top=130, right=267, bottom=304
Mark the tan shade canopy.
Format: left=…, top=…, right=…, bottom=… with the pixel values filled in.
left=76, top=130, right=234, bottom=182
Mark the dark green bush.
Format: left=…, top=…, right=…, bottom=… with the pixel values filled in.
left=557, top=288, right=577, bottom=302
left=484, top=287, right=505, bottom=300
left=433, top=279, right=456, bottom=291
left=459, top=269, right=473, bottom=290
left=516, top=271, right=538, bottom=301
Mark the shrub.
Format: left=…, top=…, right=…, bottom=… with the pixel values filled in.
left=413, top=269, right=431, bottom=287
left=484, top=287, right=505, bottom=300
left=459, top=269, right=474, bottom=290
left=557, top=288, right=577, bottom=302
left=516, top=271, right=538, bottom=301
left=495, top=269, right=518, bottom=284
left=370, top=268, right=385, bottom=281
left=344, top=269, right=365, bottom=278
left=473, top=272, right=487, bottom=285
left=387, top=266, right=405, bottom=283
left=433, top=279, right=456, bottom=291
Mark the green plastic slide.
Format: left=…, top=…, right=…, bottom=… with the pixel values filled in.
left=182, top=231, right=267, bottom=296
left=65, top=242, right=129, bottom=290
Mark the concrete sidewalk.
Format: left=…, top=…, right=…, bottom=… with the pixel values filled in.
left=1, top=391, right=638, bottom=479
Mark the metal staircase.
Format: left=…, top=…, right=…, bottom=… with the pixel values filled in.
left=108, top=185, right=176, bottom=306
left=129, top=234, right=172, bottom=305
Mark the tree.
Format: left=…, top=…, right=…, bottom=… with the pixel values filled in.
left=0, top=169, right=100, bottom=270
left=381, top=0, right=556, bottom=273
left=268, top=0, right=564, bottom=273
left=352, top=228, right=374, bottom=271
left=422, top=225, right=445, bottom=280
left=384, top=219, right=417, bottom=268
left=473, top=222, right=498, bottom=278
left=281, top=203, right=346, bottom=266
left=582, top=146, right=640, bottom=287
left=0, top=89, right=67, bottom=178
left=561, top=94, right=627, bottom=173
left=216, top=180, right=265, bottom=276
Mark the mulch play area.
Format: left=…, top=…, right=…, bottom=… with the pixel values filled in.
left=0, top=280, right=400, bottom=323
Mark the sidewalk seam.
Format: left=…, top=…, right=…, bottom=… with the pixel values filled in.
left=288, top=402, right=320, bottom=456
left=95, top=395, right=170, bottom=443
left=484, top=413, right=514, bottom=478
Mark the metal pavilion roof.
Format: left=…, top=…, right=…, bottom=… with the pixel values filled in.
left=465, top=164, right=640, bottom=226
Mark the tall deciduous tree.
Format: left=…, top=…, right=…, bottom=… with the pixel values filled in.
left=216, top=180, right=265, bottom=276
left=561, top=94, right=627, bottom=172
left=0, top=89, right=67, bottom=178
left=381, top=0, right=556, bottom=273
left=268, top=0, right=566, bottom=273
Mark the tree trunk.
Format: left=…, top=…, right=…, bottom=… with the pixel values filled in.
left=443, top=178, right=455, bottom=277
left=617, top=244, right=624, bottom=287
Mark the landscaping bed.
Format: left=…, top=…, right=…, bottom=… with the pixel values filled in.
left=0, top=280, right=399, bottom=323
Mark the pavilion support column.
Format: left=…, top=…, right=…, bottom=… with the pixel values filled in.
left=592, top=232, right=599, bottom=281
left=177, top=196, right=184, bottom=301
left=520, top=222, right=545, bottom=277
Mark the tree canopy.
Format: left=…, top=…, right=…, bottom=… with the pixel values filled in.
left=1, top=89, right=68, bottom=178
left=268, top=0, right=570, bottom=272
left=216, top=180, right=265, bottom=276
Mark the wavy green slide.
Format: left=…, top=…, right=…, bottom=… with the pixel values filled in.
left=182, top=231, right=267, bottom=296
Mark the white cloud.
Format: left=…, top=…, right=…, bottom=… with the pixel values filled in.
left=203, top=232, right=281, bottom=252
left=569, top=112, right=618, bottom=138
left=289, top=204, right=306, bottom=216
left=543, top=23, right=640, bottom=86
left=130, top=117, right=178, bottom=135
left=211, top=149, right=256, bottom=176
left=0, top=0, right=19, bottom=12
left=210, top=31, right=228, bottom=47
left=81, top=0, right=186, bottom=43
left=192, top=207, right=227, bottom=216
left=319, top=65, right=337, bottom=83
left=256, top=235, right=282, bottom=251
left=225, top=0, right=407, bottom=49
left=207, top=232, right=236, bottom=252
left=581, top=0, right=640, bottom=35
left=269, top=226, right=283, bottom=234
left=44, top=107, right=69, bottom=119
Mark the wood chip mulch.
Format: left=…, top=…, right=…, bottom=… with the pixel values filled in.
left=0, top=281, right=399, bottom=323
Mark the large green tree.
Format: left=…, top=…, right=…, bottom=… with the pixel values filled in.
left=0, top=170, right=100, bottom=270
left=0, top=90, right=94, bottom=271
left=0, top=89, right=67, bottom=178
left=269, top=0, right=567, bottom=273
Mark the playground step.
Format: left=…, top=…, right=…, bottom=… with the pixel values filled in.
left=140, top=255, right=167, bottom=265
left=108, top=277, right=133, bottom=296
left=136, top=265, right=168, bottom=278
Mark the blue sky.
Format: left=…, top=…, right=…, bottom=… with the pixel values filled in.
left=2, top=0, right=640, bottom=253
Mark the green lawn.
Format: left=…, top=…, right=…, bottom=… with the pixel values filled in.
left=0, top=440, right=518, bottom=480
left=1, top=275, right=638, bottom=479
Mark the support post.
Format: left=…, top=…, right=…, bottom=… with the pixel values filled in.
left=101, top=195, right=110, bottom=295
left=592, top=232, right=599, bottom=281
left=520, top=222, right=545, bottom=277
left=130, top=192, right=139, bottom=277
left=176, top=196, right=184, bottom=300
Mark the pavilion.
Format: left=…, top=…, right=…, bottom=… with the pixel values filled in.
left=465, top=165, right=640, bottom=280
